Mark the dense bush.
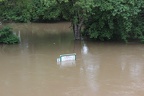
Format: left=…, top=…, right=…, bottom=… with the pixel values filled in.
left=0, top=26, right=19, bottom=44
left=83, top=1, right=144, bottom=42
left=0, top=0, right=63, bottom=22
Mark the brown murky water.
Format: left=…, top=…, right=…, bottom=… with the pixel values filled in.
left=0, top=22, right=144, bottom=96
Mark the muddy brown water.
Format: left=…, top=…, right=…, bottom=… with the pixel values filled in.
left=0, top=22, right=144, bottom=96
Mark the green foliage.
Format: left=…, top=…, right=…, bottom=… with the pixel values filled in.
left=0, top=0, right=63, bottom=22
left=0, top=0, right=144, bottom=42
left=31, top=0, right=62, bottom=22
left=84, top=0, right=144, bottom=42
left=54, top=0, right=96, bottom=39
left=0, top=26, right=19, bottom=44
left=55, top=0, right=95, bottom=22
left=0, top=0, right=31, bottom=22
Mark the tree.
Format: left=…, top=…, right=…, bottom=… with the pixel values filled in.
left=0, top=0, right=98, bottom=40
left=0, top=0, right=63, bottom=22
left=1, top=0, right=144, bottom=42
left=54, top=0, right=95, bottom=40
left=0, top=0, right=32, bottom=22
left=31, top=0, right=62, bottom=22
left=84, top=0, right=144, bottom=42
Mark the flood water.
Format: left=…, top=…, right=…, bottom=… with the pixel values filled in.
left=0, top=22, right=144, bottom=96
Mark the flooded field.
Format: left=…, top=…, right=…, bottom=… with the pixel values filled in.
left=0, top=22, right=144, bottom=96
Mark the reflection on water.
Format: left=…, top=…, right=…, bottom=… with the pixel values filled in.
left=81, top=42, right=100, bottom=95
left=81, top=42, right=88, bottom=55
left=57, top=61, right=76, bottom=69
left=0, top=23, right=144, bottom=96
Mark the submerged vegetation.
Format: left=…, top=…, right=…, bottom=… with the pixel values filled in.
left=0, top=26, right=19, bottom=44
left=0, top=0, right=144, bottom=42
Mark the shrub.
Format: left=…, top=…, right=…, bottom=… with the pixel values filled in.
left=0, top=26, right=19, bottom=44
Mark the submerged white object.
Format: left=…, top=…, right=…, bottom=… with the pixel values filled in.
left=57, top=53, right=76, bottom=62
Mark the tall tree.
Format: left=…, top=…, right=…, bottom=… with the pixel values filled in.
left=84, top=0, right=144, bottom=42
left=54, top=0, right=95, bottom=40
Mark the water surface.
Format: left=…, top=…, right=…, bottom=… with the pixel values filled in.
left=0, top=22, right=144, bottom=96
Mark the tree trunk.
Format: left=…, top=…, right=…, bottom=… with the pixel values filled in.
left=73, top=18, right=84, bottom=40
left=73, top=23, right=81, bottom=40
